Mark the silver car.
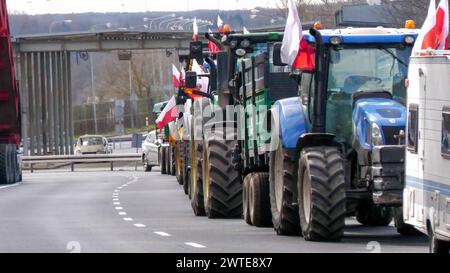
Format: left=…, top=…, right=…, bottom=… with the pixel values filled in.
left=141, top=130, right=163, bottom=172
left=75, top=135, right=112, bottom=155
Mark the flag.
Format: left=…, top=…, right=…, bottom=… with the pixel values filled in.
left=155, top=96, right=178, bottom=130
left=172, top=64, right=181, bottom=88
left=208, top=28, right=220, bottom=53
left=243, top=26, right=250, bottom=34
left=413, top=0, right=449, bottom=53
left=281, top=0, right=314, bottom=70
left=217, top=15, right=223, bottom=29
left=436, top=0, right=449, bottom=50
left=192, top=18, right=198, bottom=41
left=192, top=59, right=209, bottom=93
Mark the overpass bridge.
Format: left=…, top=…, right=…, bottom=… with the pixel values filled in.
left=12, top=30, right=196, bottom=156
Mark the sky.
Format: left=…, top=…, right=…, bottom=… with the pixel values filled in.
left=7, top=0, right=278, bottom=14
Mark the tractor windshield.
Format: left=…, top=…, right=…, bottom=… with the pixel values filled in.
left=325, top=44, right=412, bottom=144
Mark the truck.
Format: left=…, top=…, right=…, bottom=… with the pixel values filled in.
left=0, top=0, right=22, bottom=185
left=404, top=49, right=450, bottom=253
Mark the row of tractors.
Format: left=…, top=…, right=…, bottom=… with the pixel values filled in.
left=154, top=23, right=421, bottom=242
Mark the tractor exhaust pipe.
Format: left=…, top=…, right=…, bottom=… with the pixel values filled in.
left=310, top=28, right=328, bottom=134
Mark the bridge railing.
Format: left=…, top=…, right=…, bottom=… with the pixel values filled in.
left=22, top=153, right=142, bottom=172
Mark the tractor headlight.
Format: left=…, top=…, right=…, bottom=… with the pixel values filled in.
left=372, top=123, right=383, bottom=146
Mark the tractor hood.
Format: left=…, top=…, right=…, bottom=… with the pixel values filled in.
left=353, top=98, right=406, bottom=128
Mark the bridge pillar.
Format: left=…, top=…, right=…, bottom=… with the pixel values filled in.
left=17, top=51, right=73, bottom=156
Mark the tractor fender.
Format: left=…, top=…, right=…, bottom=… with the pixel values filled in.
left=273, top=97, right=308, bottom=149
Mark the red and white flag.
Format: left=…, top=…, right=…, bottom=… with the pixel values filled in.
left=436, top=0, right=449, bottom=50
left=414, top=0, right=449, bottom=53
left=217, top=15, right=223, bottom=29
left=172, top=64, right=181, bottom=88
left=155, top=96, right=178, bottom=130
left=280, top=0, right=314, bottom=70
left=208, top=28, right=220, bottom=53
left=192, top=59, right=209, bottom=93
left=192, top=17, right=198, bottom=41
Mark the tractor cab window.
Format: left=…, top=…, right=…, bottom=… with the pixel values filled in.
left=326, top=45, right=411, bottom=144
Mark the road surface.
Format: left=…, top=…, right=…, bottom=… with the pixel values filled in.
left=0, top=166, right=428, bottom=253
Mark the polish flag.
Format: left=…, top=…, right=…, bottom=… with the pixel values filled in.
left=208, top=28, right=220, bottom=53
left=280, top=0, right=314, bottom=71
left=192, top=59, right=209, bottom=93
left=155, top=96, right=178, bottom=130
left=436, top=0, right=449, bottom=50
left=192, top=18, right=198, bottom=41
left=172, top=64, right=181, bottom=88
left=413, top=0, right=449, bottom=53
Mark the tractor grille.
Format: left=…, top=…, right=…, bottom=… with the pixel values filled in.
left=382, top=126, right=405, bottom=145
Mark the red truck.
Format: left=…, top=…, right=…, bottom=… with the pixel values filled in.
left=0, top=0, right=22, bottom=184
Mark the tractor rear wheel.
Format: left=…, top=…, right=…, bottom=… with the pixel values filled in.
left=166, top=146, right=171, bottom=175
left=171, top=146, right=176, bottom=176
left=202, top=126, right=242, bottom=218
left=190, top=104, right=206, bottom=216
left=160, top=146, right=167, bottom=175
left=175, top=141, right=184, bottom=185
left=0, top=144, right=14, bottom=185
left=143, top=155, right=152, bottom=172
left=183, top=140, right=190, bottom=195
left=243, top=174, right=252, bottom=225
left=249, top=173, right=272, bottom=227
left=269, top=143, right=300, bottom=235
left=356, top=201, right=393, bottom=226
left=298, top=146, right=346, bottom=241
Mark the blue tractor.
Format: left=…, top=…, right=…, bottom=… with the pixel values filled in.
left=269, top=27, right=418, bottom=241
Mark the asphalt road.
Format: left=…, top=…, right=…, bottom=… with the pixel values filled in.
left=0, top=165, right=428, bottom=253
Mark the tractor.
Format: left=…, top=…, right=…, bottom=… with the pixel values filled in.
left=267, top=26, right=419, bottom=241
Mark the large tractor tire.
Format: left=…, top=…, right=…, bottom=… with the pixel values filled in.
left=166, top=146, right=171, bottom=175
left=393, top=207, right=421, bottom=235
left=189, top=100, right=207, bottom=216
left=202, top=125, right=242, bottom=218
left=143, top=155, right=152, bottom=172
left=297, top=146, right=346, bottom=241
left=170, top=146, right=176, bottom=176
left=0, top=144, right=16, bottom=185
left=175, top=141, right=184, bottom=185
left=183, top=140, right=190, bottom=195
left=249, top=173, right=272, bottom=227
left=160, top=146, right=167, bottom=175
left=243, top=174, right=252, bottom=225
left=356, top=201, right=393, bottom=226
left=429, top=227, right=450, bottom=253
left=269, top=142, right=301, bottom=235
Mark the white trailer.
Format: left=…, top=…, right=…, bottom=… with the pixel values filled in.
left=405, top=50, right=450, bottom=253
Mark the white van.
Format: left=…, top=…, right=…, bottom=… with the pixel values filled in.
left=405, top=50, right=450, bottom=253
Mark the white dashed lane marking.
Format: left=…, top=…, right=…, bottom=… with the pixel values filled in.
left=115, top=207, right=123, bottom=210
left=185, top=242, right=206, bottom=248
left=154, top=232, right=171, bottom=237
left=134, top=223, right=146, bottom=228
left=123, top=218, right=133, bottom=221
left=118, top=212, right=127, bottom=215
left=113, top=202, right=120, bottom=205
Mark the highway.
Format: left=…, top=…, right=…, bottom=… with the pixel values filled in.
left=0, top=165, right=428, bottom=253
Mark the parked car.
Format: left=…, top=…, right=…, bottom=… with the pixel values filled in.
left=75, top=135, right=112, bottom=155
left=141, top=130, right=163, bottom=172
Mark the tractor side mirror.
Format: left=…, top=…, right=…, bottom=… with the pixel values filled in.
left=273, top=42, right=287, bottom=66
left=185, top=71, right=197, bottom=89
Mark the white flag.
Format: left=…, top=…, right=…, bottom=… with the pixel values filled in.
left=281, top=0, right=302, bottom=66
left=243, top=26, right=250, bottom=34
left=217, top=15, right=223, bottom=28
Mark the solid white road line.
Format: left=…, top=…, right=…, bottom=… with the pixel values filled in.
left=123, top=218, right=133, bottom=221
left=115, top=207, right=123, bottom=210
left=118, top=212, right=127, bottom=215
left=185, top=242, right=206, bottom=248
left=134, top=223, right=146, bottom=228
left=154, top=231, right=171, bottom=237
left=0, top=183, right=21, bottom=190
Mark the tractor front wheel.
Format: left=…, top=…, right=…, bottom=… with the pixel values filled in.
left=297, top=146, right=346, bottom=241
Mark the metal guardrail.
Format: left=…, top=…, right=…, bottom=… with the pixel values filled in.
left=22, top=153, right=142, bottom=172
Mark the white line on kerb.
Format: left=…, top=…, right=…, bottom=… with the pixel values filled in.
left=154, top=231, right=171, bottom=237
left=134, top=223, right=146, bottom=228
left=115, top=207, right=123, bottom=210
left=185, top=242, right=206, bottom=248
left=123, top=218, right=133, bottom=221
left=0, top=183, right=21, bottom=190
left=118, top=212, right=127, bottom=215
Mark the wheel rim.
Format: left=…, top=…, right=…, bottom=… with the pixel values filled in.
left=274, top=144, right=284, bottom=212
left=302, top=168, right=312, bottom=225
